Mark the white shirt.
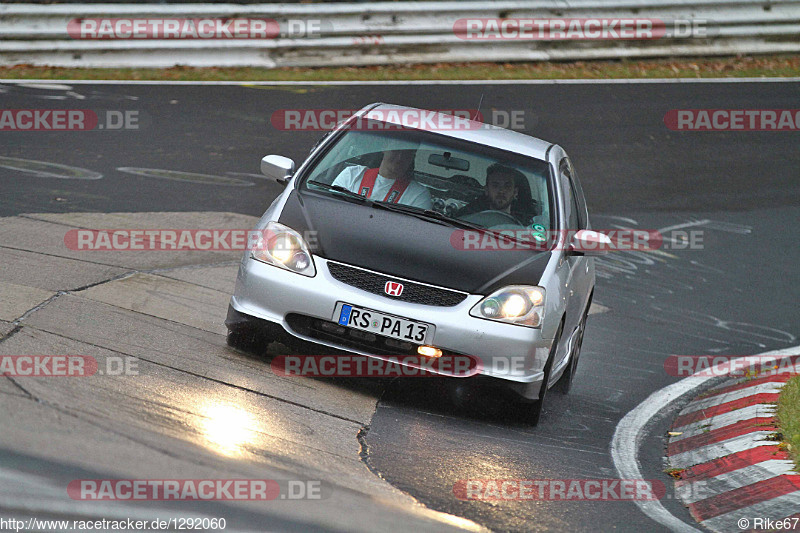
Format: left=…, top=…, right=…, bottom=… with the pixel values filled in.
left=331, top=165, right=433, bottom=210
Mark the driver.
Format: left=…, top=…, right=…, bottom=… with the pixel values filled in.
left=331, top=149, right=433, bottom=209
left=456, top=163, right=527, bottom=221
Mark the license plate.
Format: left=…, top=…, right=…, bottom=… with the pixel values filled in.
left=333, top=303, right=433, bottom=344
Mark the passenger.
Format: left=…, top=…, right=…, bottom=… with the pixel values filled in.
left=331, top=149, right=433, bottom=209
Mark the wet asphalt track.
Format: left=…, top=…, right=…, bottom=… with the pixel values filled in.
left=1, top=80, right=799, bottom=532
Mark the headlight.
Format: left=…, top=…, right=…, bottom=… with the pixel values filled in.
left=470, top=286, right=545, bottom=327
left=250, top=221, right=316, bottom=277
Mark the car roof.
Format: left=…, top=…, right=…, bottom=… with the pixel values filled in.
left=360, top=103, right=554, bottom=161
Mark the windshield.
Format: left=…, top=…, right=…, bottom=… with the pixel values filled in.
left=300, top=120, right=553, bottom=232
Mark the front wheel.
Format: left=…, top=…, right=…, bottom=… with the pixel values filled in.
left=520, top=320, right=563, bottom=426
left=555, top=309, right=587, bottom=395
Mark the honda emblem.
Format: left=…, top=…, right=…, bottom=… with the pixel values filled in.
left=384, top=281, right=403, bottom=297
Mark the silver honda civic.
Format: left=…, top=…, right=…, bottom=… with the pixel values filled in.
left=226, top=103, right=609, bottom=424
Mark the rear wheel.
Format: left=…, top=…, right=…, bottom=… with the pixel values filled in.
left=521, top=320, right=563, bottom=426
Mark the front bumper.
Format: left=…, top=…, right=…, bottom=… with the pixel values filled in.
left=228, top=255, right=554, bottom=399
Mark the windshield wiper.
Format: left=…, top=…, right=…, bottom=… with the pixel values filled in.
left=307, top=181, right=373, bottom=205
left=306, top=183, right=529, bottom=239
left=371, top=202, right=485, bottom=230
left=307, top=182, right=451, bottom=225
left=374, top=203, right=548, bottom=249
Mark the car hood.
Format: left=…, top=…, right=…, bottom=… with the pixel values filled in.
left=278, top=190, right=552, bottom=294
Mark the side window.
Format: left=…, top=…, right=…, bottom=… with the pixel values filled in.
left=559, top=159, right=580, bottom=231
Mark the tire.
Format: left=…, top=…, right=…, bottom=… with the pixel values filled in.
left=555, top=311, right=587, bottom=394
left=447, top=380, right=478, bottom=410
left=556, top=294, right=592, bottom=394
left=521, top=320, right=563, bottom=426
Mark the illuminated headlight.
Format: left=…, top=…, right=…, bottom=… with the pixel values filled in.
left=470, top=286, right=545, bottom=327
left=250, top=221, right=316, bottom=277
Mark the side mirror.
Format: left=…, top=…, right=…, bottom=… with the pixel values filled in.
left=261, top=155, right=295, bottom=185
left=567, top=229, right=611, bottom=256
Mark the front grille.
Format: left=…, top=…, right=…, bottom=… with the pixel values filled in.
left=326, top=261, right=468, bottom=307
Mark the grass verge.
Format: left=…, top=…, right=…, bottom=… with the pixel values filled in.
left=776, top=375, right=800, bottom=471
left=0, top=54, right=798, bottom=81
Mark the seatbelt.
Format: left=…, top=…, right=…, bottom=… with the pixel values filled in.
left=358, top=168, right=410, bottom=204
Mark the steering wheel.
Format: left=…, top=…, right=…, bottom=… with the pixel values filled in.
left=464, top=209, right=524, bottom=227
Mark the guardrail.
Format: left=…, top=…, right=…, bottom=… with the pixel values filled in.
left=1, top=1, right=799, bottom=67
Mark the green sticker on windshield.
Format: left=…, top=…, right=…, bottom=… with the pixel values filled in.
left=532, top=224, right=545, bottom=232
